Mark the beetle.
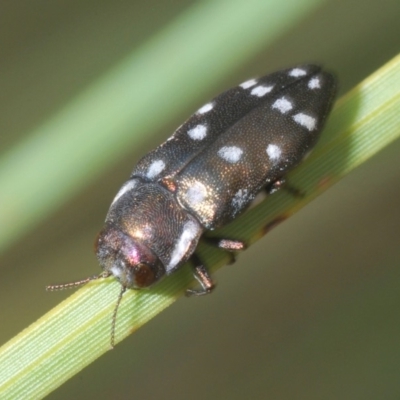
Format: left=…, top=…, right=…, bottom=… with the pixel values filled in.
left=48, top=64, right=336, bottom=346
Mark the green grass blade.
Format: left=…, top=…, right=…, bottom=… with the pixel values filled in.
left=0, top=0, right=325, bottom=254
left=0, top=54, right=399, bottom=400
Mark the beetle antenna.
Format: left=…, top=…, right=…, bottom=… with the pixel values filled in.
left=111, top=285, right=126, bottom=349
left=46, top=271, right=111, bottom=291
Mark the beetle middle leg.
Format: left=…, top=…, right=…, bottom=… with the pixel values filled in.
left=202, top=236, right=248, bottom=267
left=203, top=236, right=247, bottom=254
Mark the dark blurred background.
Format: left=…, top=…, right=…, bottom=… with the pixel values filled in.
left=1, top=0, right=400, bottom=399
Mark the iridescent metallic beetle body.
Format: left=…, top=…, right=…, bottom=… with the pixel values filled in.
left=47, top=64, right=336, bottom=346
left=96, top=64, right=336, bottom=295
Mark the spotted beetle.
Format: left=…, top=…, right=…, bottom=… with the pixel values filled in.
left=48, top=64, right=336, bottom=346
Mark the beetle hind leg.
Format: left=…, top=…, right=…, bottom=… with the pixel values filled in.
left=265, top=178, right=304, bottom=198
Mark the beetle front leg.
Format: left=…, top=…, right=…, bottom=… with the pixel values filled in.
left=186, top=254, right=215, bottom=296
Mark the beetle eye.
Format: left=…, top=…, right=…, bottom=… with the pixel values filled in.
left=134, top=263, right=157, bottom=288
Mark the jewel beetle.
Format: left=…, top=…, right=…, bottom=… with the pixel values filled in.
left=48, top=64, right=336, bottom=346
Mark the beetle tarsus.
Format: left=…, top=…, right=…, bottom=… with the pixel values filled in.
left=186, top=256, right=215, bottom=296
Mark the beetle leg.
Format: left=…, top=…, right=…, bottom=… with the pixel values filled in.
left=203, top=236, right=247, bottom=252
left=265, top=178, right=304, bottom=197
left=201, top=236, right=247, bottom=267
left=186, top=254, right=215, bottom=296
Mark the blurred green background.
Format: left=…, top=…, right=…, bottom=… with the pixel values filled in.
left=1, top=0, right=400, bottom=399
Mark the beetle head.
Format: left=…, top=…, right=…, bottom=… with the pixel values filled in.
left=95, top=225, right=166, bottom=290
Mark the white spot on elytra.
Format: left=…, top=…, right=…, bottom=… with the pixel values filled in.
left=146, top=160, right=165, bottom=179
left=289, top=68, right=307, bottom=77
left=168, top=220, right=200, bottom=270
left=218, top=146, right=243, bottom=163
left=272, top=97, right=293, bottom=114
left=266, top=144, right=282, bottom=161
left=251, top=85, right=273, bottom=97
left=197, top=102, right=214, bottom=114
left=186, top=181, right=207, bottom=205
left=240, top=79, right=257, bottom=89
left=293, top=113, right=317, bottom=131
left=187, top=124, right=207, bottom=140
left=111, top=179, right=138, bottom=206
left=308, top=77, right=321, bottom=89
left=232, top=188, right=249, bottom=211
